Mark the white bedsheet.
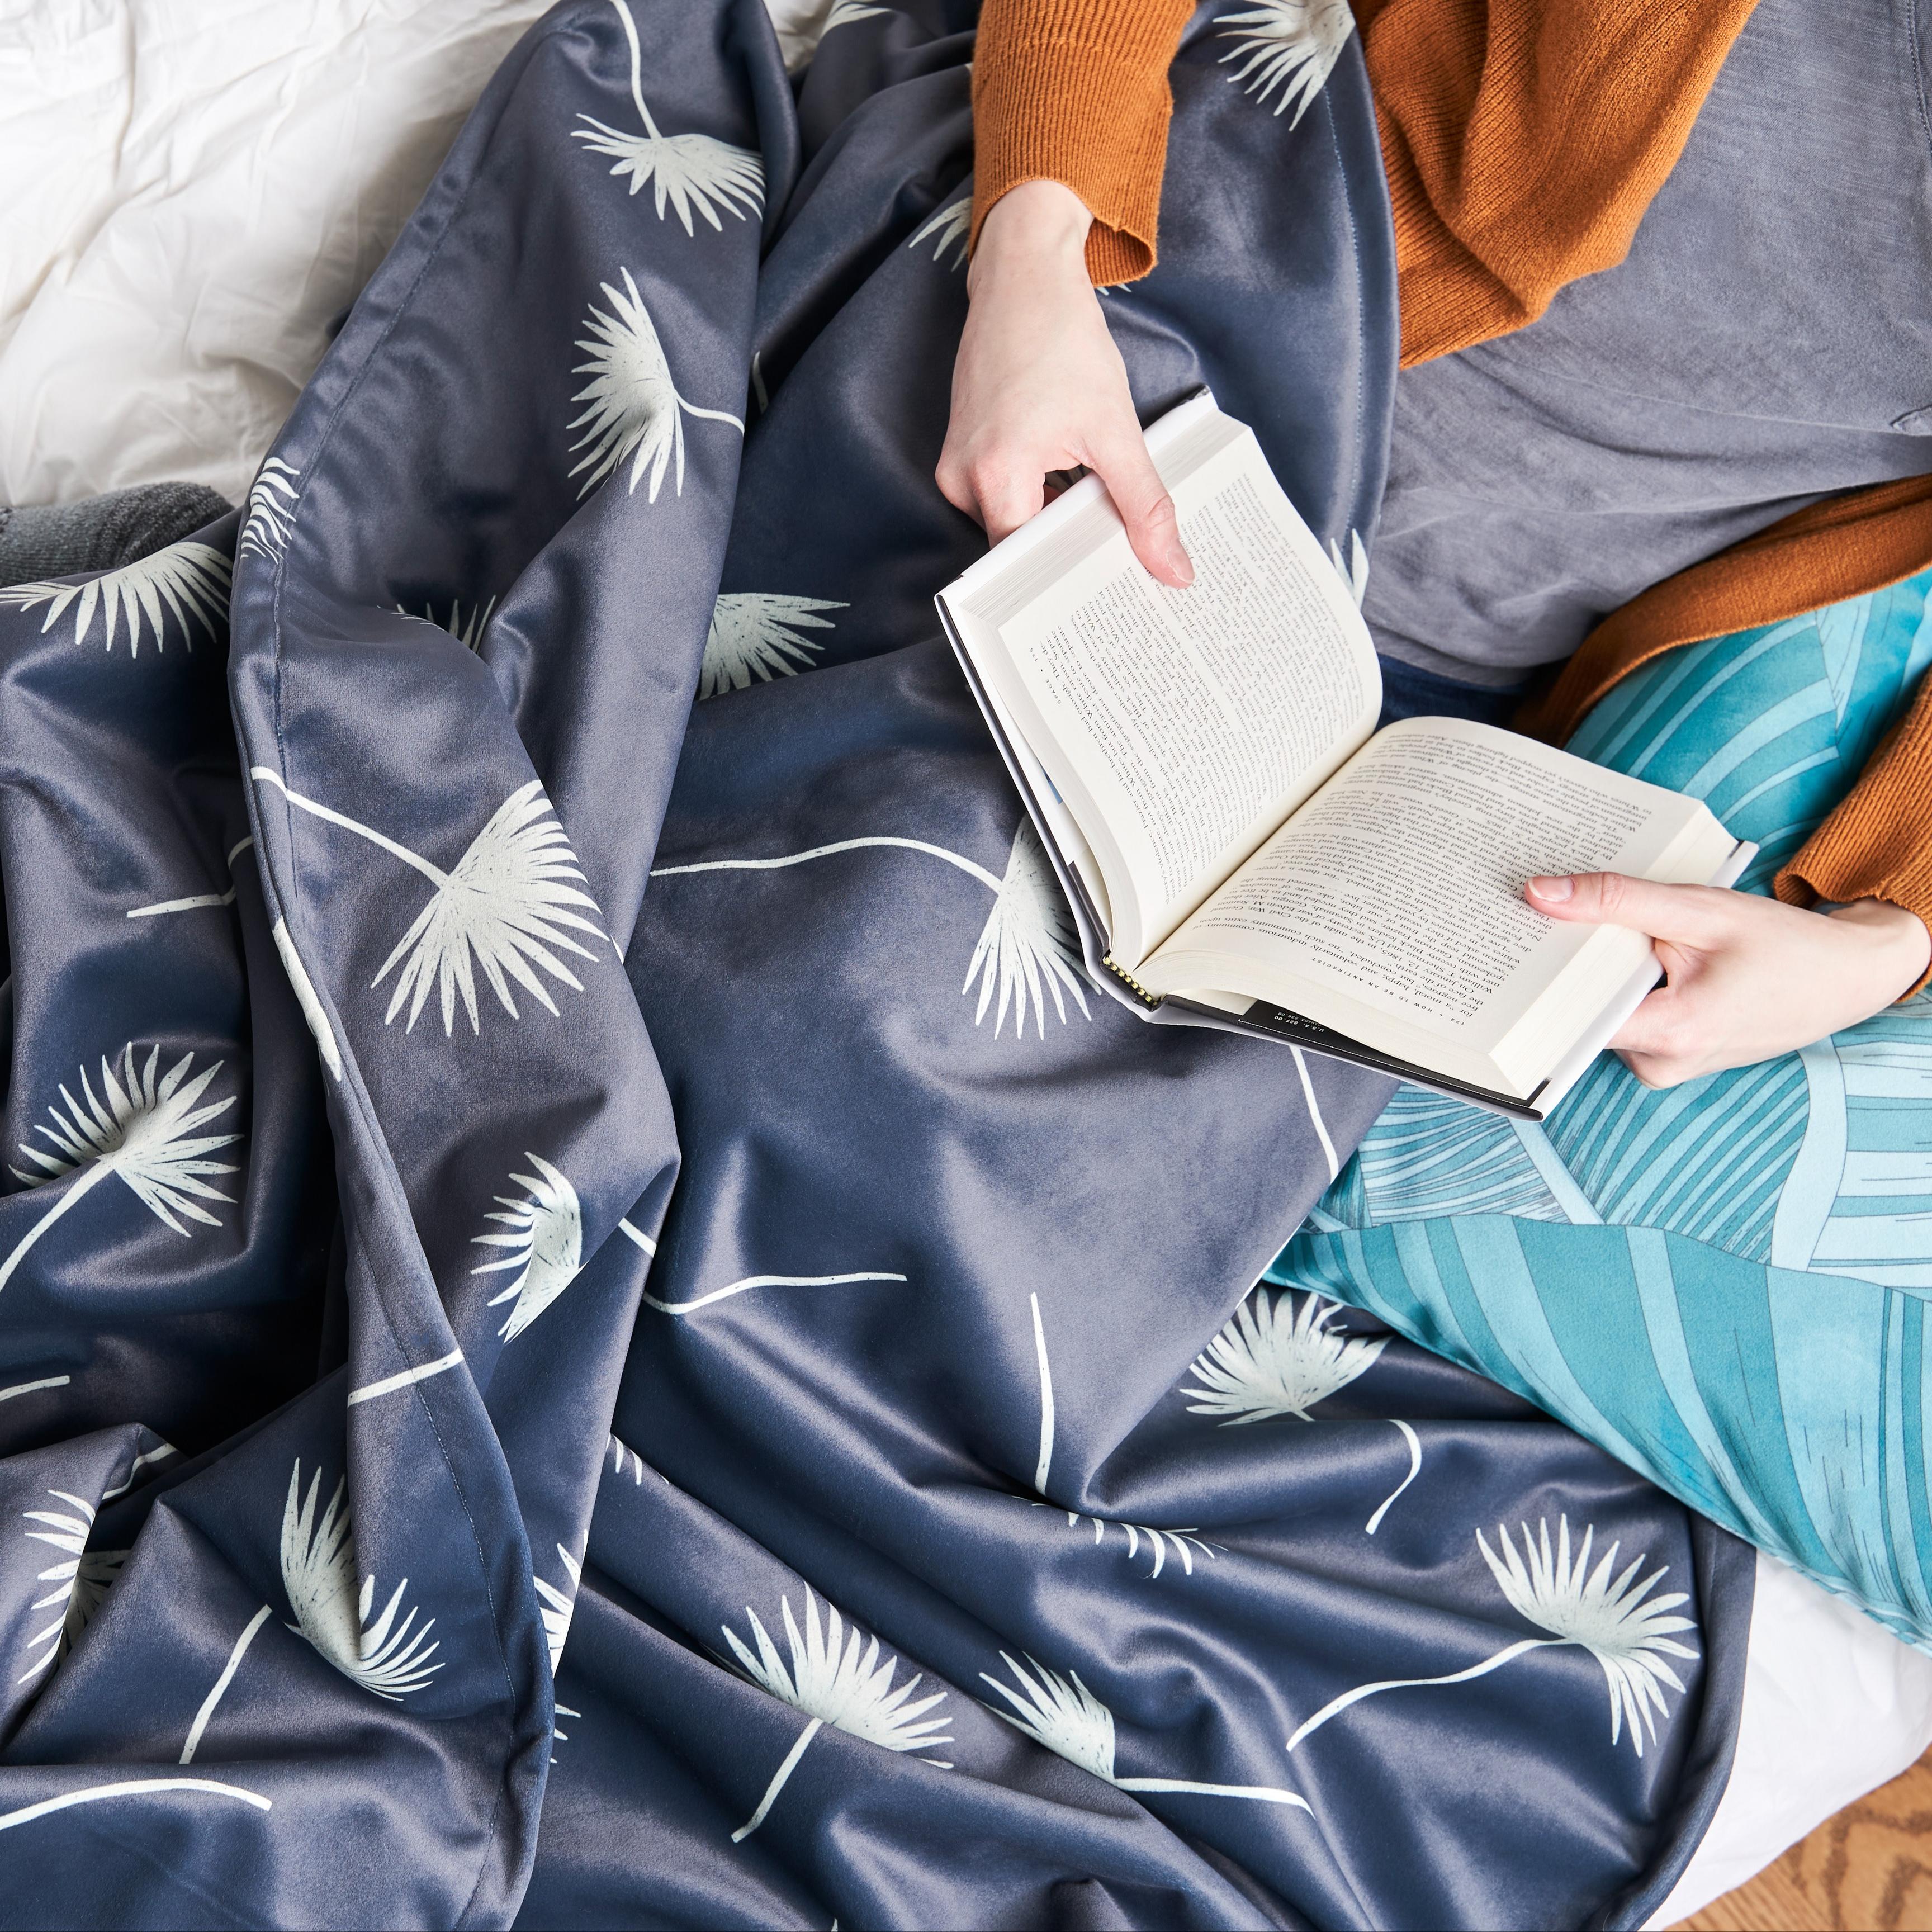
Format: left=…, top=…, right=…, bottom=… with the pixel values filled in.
left=0, top=0, right=836, bottom=508
left=3, top=4, right=1929, bottom=1919
left=0, top=0, right=565, bottom=506
left=1650, top=1551, right=1932, bottom=1926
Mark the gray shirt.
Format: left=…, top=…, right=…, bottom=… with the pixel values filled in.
left=1361, top=0, right=1932, bottom=686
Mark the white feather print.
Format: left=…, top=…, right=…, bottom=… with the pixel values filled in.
left=1050, top=1508, right=1217, bottom=1578
left=470, top=1154, right=584, bottom=1339
left=769, top=0, right=887, bottom=69
left=701, top=593, right=845, bottom=698
left=252, top=769, right=610, bottom=1039
left=0, top=542, right=230, bottom=657
left=642, top=1268, right=906, bottom=1317
left=567, top=268, right=746, bottom=501
left=125, top=835, right=255, bottom=922
left=571, top=0, right=764, bottom=235
left=178, top=1604, right=273, bottom=1764
left=1181, top=1289, right=1422, bottom=1535
left=279, top=1461, right=443, bottom=1701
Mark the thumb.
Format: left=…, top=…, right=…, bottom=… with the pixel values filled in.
left=1526, top=871, right=1735, bottom=944
left=1086, top=420, right=1192, bottom=588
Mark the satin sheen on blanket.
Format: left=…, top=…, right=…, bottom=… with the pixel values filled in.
left=0, top=3, right=1748, bottom=1926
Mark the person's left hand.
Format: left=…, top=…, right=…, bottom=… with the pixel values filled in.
left=1524, top=872, right=1931, bottom=1087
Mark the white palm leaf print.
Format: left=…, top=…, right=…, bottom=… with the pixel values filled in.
left=238, top=457, right=300, bottom=563
left=1181, top=1289, right=1421, bottom=1532
left=0, top=1778, right=270, bottom=1832
left=1287, top=1515, right=1698, bottom=1756
left=534, top=1544, right=582, bottom=1675
left=567, top=268, right=746, bottom=501
left=271, top=917, right=344, bottom=1081
left=470, top=1154, right=583, bottom=1340
left=0, top=542, right=230, bottom=657
left=17, top=1492, right=127, bottom=1683
left=1328, top=528, right=1368, bottom=607
left=982, top=1652, right=1116, bottom=1778
left=0, top=1044, right=241, bottom=1296
left=721, top=1588, right=951, bottom=1840
left=280, top=1461, right=443, bottom=1701
left=982, top=1653, right=1310, bottom=1807
left=1217, top=0, right=1354, bottom=125
left=964, top=821, right=1092, bottom=1039
left=398, top=596, right=496, bottom=653
left=910, top=197, right=970, bottom=269
left=372, top=785, right=607, bottom=1034
left=1183, top=1289, right=1385, bottom=1423
left=1056, top=1511, right=1216, bottom=1578
left=1029, top=1291, right=1216, bottom=1576
left=571, top=0, right=764, bottom=236
left=1480, top=1516, right=1699, bottom=1753
left=252, top=769, right=609, bottom=1038
left=701, top=593, right=845, bottom=699
left=651, top=820, right=1093, bottom=1045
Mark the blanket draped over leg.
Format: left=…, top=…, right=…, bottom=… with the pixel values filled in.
left=0, top=4, right=1746, bottom=1926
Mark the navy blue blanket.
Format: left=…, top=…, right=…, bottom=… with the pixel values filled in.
left=0, top=4, right=1749, bottom=1925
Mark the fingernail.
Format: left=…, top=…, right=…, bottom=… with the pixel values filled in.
left=1167, top=541, right=1194, bottom=586
left=1529, top=875, right=1573, bottom=902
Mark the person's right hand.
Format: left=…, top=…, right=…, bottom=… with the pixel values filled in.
left=935, top=179, right=1192, bottom=587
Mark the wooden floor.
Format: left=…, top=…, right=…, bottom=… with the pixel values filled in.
left=1673, top=1752, right=1932, bottom=1932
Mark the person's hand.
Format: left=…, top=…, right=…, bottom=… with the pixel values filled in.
left=936, top=179, right=1192, bottom=587
left=1525, top=873, right=1932, bottom=1087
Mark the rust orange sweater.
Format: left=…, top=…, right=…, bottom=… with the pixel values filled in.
left=968, top=0, right=1932, bottom=981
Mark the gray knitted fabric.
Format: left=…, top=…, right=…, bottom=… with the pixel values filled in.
left=0, top=481, right=231, bottom=587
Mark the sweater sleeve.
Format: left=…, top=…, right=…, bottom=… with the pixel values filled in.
left=1775, top=671, right=1932, bottom=998
left=968, top=0, right=1760, bottom=329
left=1362, top=0, right=1761, bottom=365
left=969, top=0, right=1195, bottom=286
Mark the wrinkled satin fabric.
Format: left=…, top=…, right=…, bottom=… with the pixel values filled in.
left=0, top=4, right=1748, bottom=1926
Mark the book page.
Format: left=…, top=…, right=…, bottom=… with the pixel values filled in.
left=987, top=433, right=1380, bottom=965
left=1140, top=718, right=1726, bottom=1067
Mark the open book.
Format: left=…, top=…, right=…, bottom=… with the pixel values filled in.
left=936, top=394, right=1754, bottom=1118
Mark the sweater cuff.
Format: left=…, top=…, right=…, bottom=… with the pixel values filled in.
left=969, top=0, right=1194, bottom=286
left=1774, top=672, right=1932, bottom=999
